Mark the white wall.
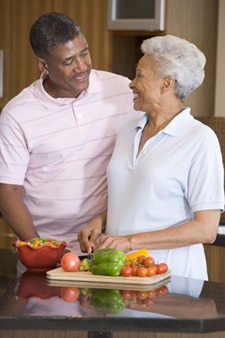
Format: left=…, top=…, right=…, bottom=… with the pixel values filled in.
left=215, top=0, right=225, bottom=116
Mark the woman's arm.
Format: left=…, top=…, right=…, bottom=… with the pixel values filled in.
left=94, top=209, right=221, bottom=253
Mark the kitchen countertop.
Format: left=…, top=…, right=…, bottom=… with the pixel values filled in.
left=1, top=249, right=225, bottom=336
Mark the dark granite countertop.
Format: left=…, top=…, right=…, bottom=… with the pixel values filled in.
left=1, top=250, right=225, bottom=335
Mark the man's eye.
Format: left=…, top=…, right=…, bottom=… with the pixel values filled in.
left=64, top=59, right=73, bottom=66
left=80, top=52, right=88, bottom=58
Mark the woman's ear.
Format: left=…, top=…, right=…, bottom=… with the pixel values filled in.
left=36, top=57, right=49, bottom=74
left=160, top=76, right=174, bottom=93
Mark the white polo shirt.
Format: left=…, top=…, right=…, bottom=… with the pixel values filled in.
left=0, top=70, right=141, bottom=254
left=106, top=108, right=224, bottom=280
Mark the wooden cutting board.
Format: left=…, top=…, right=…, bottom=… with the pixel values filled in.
left=46, top=268, right=171, bottom=290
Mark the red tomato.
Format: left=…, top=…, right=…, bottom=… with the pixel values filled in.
left=61, top=252, right=80, bottom=272
left=60, top=287, right=80, bottom=302
left=146, top=265, right=157, bottom=277
left=137, top=290, right=148, bottom=300
left=146, top=290, right=156, bottom=298
left=156, top=263, right=168, bottom=274
left=155, top=285, right=168, bottom=297
left=120, top=290, right=133, bottom=300
left=131, top=265, right=138, bottom=276
left=120, top=265, right=132, bottom=277
left=143, top=256, right=155, bottom=267
left=144, top=298, right=154, bottom=306
left=137, top=255, right=146, bottom=264
left=137, top=266, right=148, bottom=277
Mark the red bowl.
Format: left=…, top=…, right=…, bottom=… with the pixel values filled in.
left=13, top=239, right=67, bottom=271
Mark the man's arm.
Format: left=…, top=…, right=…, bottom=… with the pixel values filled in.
left=0, top=183, right=39, bottom=240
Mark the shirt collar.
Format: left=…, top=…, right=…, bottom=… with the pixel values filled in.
left=135, top=108, right=192, bottom=137
left=34, top=70, right=101, bottom=109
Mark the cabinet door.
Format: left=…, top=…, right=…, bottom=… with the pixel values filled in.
left=204, top=244, right=225, bottom=283
left=0, top=217, right=16, bottom=249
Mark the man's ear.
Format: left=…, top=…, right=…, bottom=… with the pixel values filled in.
left=36, top=57, right=49, bottom=74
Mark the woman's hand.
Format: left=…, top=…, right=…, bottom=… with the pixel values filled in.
left=95, top=234, right=131, bottom=253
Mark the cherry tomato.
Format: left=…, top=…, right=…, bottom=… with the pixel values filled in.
left=156, top=263, right=168, bottom=274
left=146, top=290, right=156, bottom=298
left=137, top=290, right=148, bottom=300
left=137, top=255, right=146, bottom=264
left=146, top=265, right=157, bottom=277
left=120, top=266, right=132, bottom=277
left=144, top=298, right=154, bottom=306
left=130, top=290, right=137, bottom=298
left=131, top=265, right=138, bottom=276
left=137, top=266, right=148, bottom=277
left=155, top=285, right=168, bottom=297
left=143, top=256, right=155, bottom=267
left=60, top=287, right=80, bottom=302
left=61, top=252, right=81, bottom=272
left=120, top=290, right=133, bottom=300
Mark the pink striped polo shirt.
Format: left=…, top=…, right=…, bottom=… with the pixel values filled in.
left=0, top=70, right=141, bottom=253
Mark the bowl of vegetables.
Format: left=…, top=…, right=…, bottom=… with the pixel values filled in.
left=13, top=237, right=67, bottom=271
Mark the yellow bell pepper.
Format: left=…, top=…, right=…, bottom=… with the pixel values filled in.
left=125, top=249, right=150, bottom=265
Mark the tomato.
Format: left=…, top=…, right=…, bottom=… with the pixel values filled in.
left=143, top=256, right=155, bottom=267
left=146, top=290, right=156, bottom=298
left=120, top=290, right=133, bottom=300
left=120, top=265, right=132, bottom=277
left=144, top=298, right=154, bottom=306
left=60, top=287, right=80, bottom=302
left=146, top=265, right=157, bottom=277
left=130, top=290, right=137, bottom=298
left=131, top=265, right=138, bottom=276
left=137, top=255, right=146, bottom=264
left=61, top=252, right=81, bottom=272
left=156, top=263, right=168, bottom=274
left=155, top=285, right=168, bottom=297
left=137, top=266, right=148, bottom=277
left=137, top=290, right=148, bottom=300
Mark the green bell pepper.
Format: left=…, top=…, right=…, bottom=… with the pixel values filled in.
left=91, top=248, right=126, bottom=276
left=91, top=289, right=125, bottom=314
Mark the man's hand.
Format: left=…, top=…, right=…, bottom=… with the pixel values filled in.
left=78, top=213, right=106, bottom=255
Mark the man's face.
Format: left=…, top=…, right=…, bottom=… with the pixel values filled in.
left=41, top=34, right=92, bottom=98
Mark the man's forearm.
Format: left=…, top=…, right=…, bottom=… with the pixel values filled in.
left=0, top=183, right=39, bottom=240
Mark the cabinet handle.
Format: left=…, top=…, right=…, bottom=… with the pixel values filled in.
left=2, top=232, right=16, bottom=239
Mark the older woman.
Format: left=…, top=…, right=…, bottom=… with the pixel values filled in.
left=78, top=35, right=224, bottom=280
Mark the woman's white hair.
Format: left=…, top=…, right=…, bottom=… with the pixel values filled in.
left=141, top=35, right=206, bottom=102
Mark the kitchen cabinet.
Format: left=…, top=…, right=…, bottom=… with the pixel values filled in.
left=0, top=216, right=16, bottom=250
left=204, top=243, right=225, bottom=284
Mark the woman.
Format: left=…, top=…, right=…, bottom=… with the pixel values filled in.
left=78, top=35, right=224, bottom=280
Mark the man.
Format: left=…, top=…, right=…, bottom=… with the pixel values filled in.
left=0, top=12, right=141, bottom=255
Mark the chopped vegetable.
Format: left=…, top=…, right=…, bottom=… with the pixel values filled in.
left=79, top=258, right=92, bottom=271
left=18, top=238, right=61, bottom=248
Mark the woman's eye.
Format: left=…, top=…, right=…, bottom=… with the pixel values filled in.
left=136, top=73, right=143, bottom=78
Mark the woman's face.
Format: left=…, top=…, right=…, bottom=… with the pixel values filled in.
left=39, top=33, right=92, bottom=98
left=129, top=55, right=164, bottom=113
